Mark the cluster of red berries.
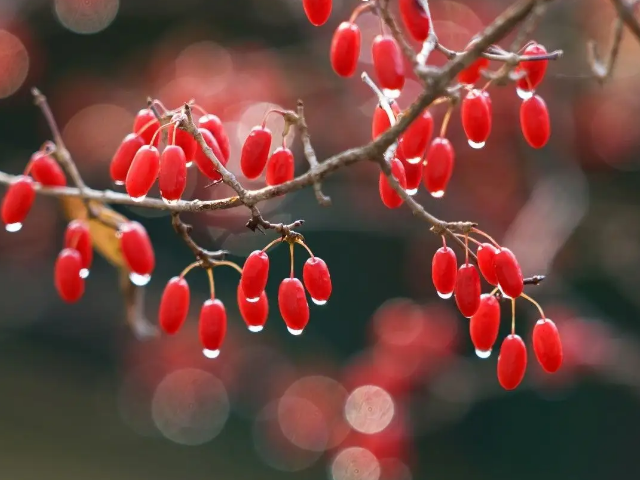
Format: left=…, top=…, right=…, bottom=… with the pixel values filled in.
left=431, top=232, right=562, bottom=390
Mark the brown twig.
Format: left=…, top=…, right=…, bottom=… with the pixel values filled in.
left=171, top=212, right=228, bottom=269
left=611, top=0, right=640, bottom=42
left=588, top=17, right=624, bottom=82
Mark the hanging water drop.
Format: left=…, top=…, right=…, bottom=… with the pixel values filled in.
left=475, top=348, right=492, bottom=359
left=468, top=139, right=485, bottom=149
left=131, top=195, right=146, bottom=203
left=311, top=297, right=327, bottom=306
left=287, top=327, right=304, bottom=336
left=406, top=187, right=418, bottom=196
left=129, top=272, right=151, bottom=286
left=382, top=88, right=401, bottom=100
left=245, top=296, right=260, bottom=303
left=516, top=87, right=534, bottom=100
left=406, top=156, right=422, bottom=165
left=114, top=180, right=124, bottom=186
left=79, top=269, right=90, bottom=279
left=5, top=222, right=22, bottom=233
left=431, top=190, right=445, bottom=199
left=186, top=161, right=194, bottom=168
left=248, top=325, right=264, bottom=333
left=437, top=290, right=453, bottom=299
left=202, top=348, right=220, bottom=359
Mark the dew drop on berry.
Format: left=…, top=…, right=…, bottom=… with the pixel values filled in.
left=382, top=88, right=401, bottom=99
left=437, top=290, right=452, bottom=300
left=475, top=348, right=492, bottom=359
left=5, top=222, right=22, bottom=233
left=246, top=296, right=260, bottom=303
left=406, top=187, right=418, bottom=196
left=431, top=190, right=444, bottom=198
left=468, top=140, right=485, bottom=149
left=129, top=272, right=151, bottom=286
left=114, top=180, right=124, bottom=186
left=186, top=161, right=193, bottom=168
left=516, top=87, right=534, bottom=100
left=311, top=297, right=327, bottom=306
left=131, top=195, right=146, bottom=203
left=288, top=327, right=304, bottom=336
left=203, top=348, right=221, bottom=359
left=248, top=325, right=264, bottom=333
left=80, top=268, right=89, bottom=279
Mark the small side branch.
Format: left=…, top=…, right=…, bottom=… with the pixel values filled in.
left=588, top=17, right=624, bottom=82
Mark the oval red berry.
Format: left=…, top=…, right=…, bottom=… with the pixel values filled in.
left=330, top=22, right=361, bottom=78
left=303, top=0, right=332, bottom=26
left=372, top=35, right=405, bottom=92
left=461, top=89, right=492, bottom=147
left=167, top=123, right=197, bottom=163
left=454, top=263, right=481, bottom=318
left=159, top=145, right=187, bottom=202
left=497, top=334, right=527, bottom=390
left=30, top=152, right=66, bottom=187
left=532, top=318, right=563, bottom=373
left=520, top=95, right=550, bottom=149
left=401, top=109, right=434, bottom=162
left=194, top=128, right=227, bottom=181
left=303, top=257, right=332, bottom=304
left=477, top=242, right=499, bottom=286
left=198, top=114, right=230, bottom=161
left=133, top=109, right=161, bottom=147
left=110, top=134, right=144, bottom=184
left=493, top=247, right=523, bottom=299
left=372, top=101, right=401, bottom=140
left=399, top=0, right=430, bottom=42
left=516, top=43, right=548, bottom=92
left=432, top=246, right=457, bottom=299
left=424, top=137, right=454, bottom=198
left=237, top=284, right=268, bottom=332
left=125, top=145, right=160, bottom=200
left=379, top=157, right=407, bottom=209
left=64, top=220, right=93, bottom=272
left=240, top=250, right=270, bottom=301
left=54, top=248, right=85, bottom=303
left=119, top=221, right=155, bottom=277
left=470, top=294, right=501, bottom=353
left=1, top=175, right=36, bottom=229
left=266, top=147, right=295, bottom=186
left=240, top=126, right=272, bottom=180
left=159, top=276, right=190, bottom=335
left=278, top=277, right=310, bottom=333
left=199, top=299, right=227, bottom=352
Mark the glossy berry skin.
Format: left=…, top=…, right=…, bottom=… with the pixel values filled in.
left=493, top=247, right=523, bottom=299
left=520, top=95, right=550, bottom=149
left=379, top=157, right=407, bottom=209
left=237, top=285, right=269, bottom=330
left=125, top=145, right=160, bottom=199
left=399, top=0, right=430, bottom=42
left=330, top=22, right=361, bottom=78
left=303, top=257, right=332, bottom=303
left=266, top=147, right=295, bottom=186
left=477, top=243, right=499, bottom=286
left=64, top=220, right=93, bottom=271
left=54, top=248, right=84, bottom=303
left=240, top=250, right=270, bottom=300
left=461, top=89, right=492, bottom=145
left=167, top=124, right=197, bottom=163
left=241, top=126, right=272, bottom=179
left=397, top=142, right=423, bottom=193
left=159, top=145, right=187, bottom=201
left=532, top=318, right=563, bottom=373
left=159, top=276, right=190, bottom=335
left=29, top=152, right=66, bottom=187
left=424, top=137, right=454, bottom=198
left=133, top=109, right=161, bottom=147
left=199, top=299, right=227, bottom=351
left=110, top=134, right=145, bottom=184
left=401, top=109, right=433, bottom=162
left=119, top=221, right=155, bottom=276
left=198, top=114, right=230, bottom=161
left=431, top=246, right=457, bottom=298
left=1, top=176, right=36, bottom=227
left=372, top=35, right=405, bottom=92
left=497, top=334, right=527, bottom=390
left=194, top=128, right=227, bottom=181
left=372, top=101, right=401, bottom=140
left=278, top=278, right=310, bottom=332
left=470, top=294, right=501, bottom=352
left=454, top=264, right=481, bottom=318
left=303, top=0, right=332, bottom=26
left=458, top=53, right=489, bottom=85
left=516, top=43, right=548, bottom=92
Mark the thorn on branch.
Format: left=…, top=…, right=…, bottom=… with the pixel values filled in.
left=524, top=274, right=545, bottom=286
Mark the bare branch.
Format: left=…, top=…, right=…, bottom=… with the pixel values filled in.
left=611, top=0, right=640, bottom=42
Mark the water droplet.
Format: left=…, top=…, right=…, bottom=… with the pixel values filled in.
left=431, top=190, right=445, bottom=198
left=437, top=290, right=453, bottom=299
left=248, top=325, right=264, bottom=333
left=311, top=297, right=327, bottom=306
left=406, top=187, right=418, bottom=196
left=114, top=180, right=124, bottom=186
left=246, top=296, right=260, bottom=303
left=129, top=272, right=151, bottom=286
left=468, top=139, right=485, bottom=149
left=287, top=327, right=304, bottom=336
left=203, top=348, right=220, bottom=359
left=162, top=197, right=179, bottom=206
left=516, top=87, right=534, bottom=100
left=79, top=269, right=90, bottom=279
left=5, top=222, right=22, bottom=233
left=406, top=156, right=422, bottom=165
left=186, top=161, right=194, bottom=168
left=131, top=195, right=146, bottom=203
left=382, top=88, right=401, bottom=99
left=475, top=348, right=492, bottom=359
left=498, top=285, right=512, bottom=299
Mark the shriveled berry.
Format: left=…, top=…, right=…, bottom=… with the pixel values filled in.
left=133, top=108, right=161, bottom=147
left=516, top=43, right=548, bottom=92
left=470, top=294, right=501, bottom=353
left=303, top=257, right=331, bottom=304
left=167, top=123, right=197, bottom=163
left=54, top=248, right=84, bottom=303
left=454, top=263, right=481, bottom=318
left=431, top=246, right=457, bottom=299
left=29, top=152, right=66, bottom=187
left=278, top=277, right=310, bottom=333
left=497, top=334, right=527, bottom=390
left=194, top=128, right=227, bottom=181
left=372, top=35, right=405, bottom=92
left=372, top=101, right=401, bottom=140
left=520, top=95, right=550, bottom=149
left=198, top=114, right=230, bottom=161
left=110, top=134, right=144, bottom=184
left=401, top=108, right=433, bottom=163
left=532, top=318, right=563, bottom=373
left=399, top=0, right=430, bottom=42
left=241, top=126, right=272, bottom=179
left=461, top=89, right=492, bottom=147
left=199, top=299, right=227, bottom=351
left=1, top=176, right=36, bottom=229
left=266, top=147, right=295, bottom=186
left=493, top=247, right=523, bottom=299
left=125, top=145, right=160, bottom=200
left=64, top=220, right=92, bottom=272
left=424, top=137, right=454, bottom=198
left=303, top=0, right=332, bottom=26
left=477, top=242, right=499, bottom=286
left=119, top=221, right=155, bottom=276
left=159, top=276, right=190, bottom=335
left=237, top=284, right=268, bottom=332
left=379, top=157, right=407, bottom=209
left=330, top=22, right=361, bottom=78
left=159, top=145, right=187, bottom=202
left=240, top=250, right=270, bottom=301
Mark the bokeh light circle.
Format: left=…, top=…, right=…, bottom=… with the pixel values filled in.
left=331, top=447, right=381, bottom=480
left=55, top=0, right=119, bottom=35
left=344, top=385, right=395, bottom=434
left=0, top=30, right=29, bottom=99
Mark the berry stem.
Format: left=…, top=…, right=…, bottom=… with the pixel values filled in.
left=511, top=298, right=516, bottom=335
left=262, top=108, right=287, bottom=128
left=490, top=286, right=500, bottom=296
left=150, top=99, right=169, bottom=114
left=520, top=292, right=545, bottom=319
left=262, top=237, right=283, bottom=253
left=206, top=267, right=215, bottom=299
left=465, top=233, right=469, bottom=265
left=149, top=122, right=171, bottom=147
left=191, top=104, right=209, bottom=116
left=295, top=239, right=314, bottom=258
left=454, top=233, right=482, bottom=246
left=471, top=227, right=500, bottom=248
left=212, top=260, right=243, bottom=275
left=440, top=106, right=453, bottom=138
left=442, top=235, right=447, bottom=248
left=180, top=261, right=201, bottom=278
left=138, top=118, right=162, bottom=137
left=289, top=241, right=295, bottom=279
left=349, top=1, right=374, bottom=23
left=171, top=122, right=178, bottom=146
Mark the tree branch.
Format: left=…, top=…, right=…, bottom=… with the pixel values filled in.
left=611, top=0, right=640, bottom=42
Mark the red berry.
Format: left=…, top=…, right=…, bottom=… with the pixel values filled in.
left=64, top=220, right=92, bottom=272
left=303, top=257, right=332, bottom=304
left=397, top=142, right=423, bottom=194
left=266, top=147, right=295, bottom=186
left=133, top=108, right=161, bottom=147
left=532, top=318, right=563, bottom=373
left=516, top=43, right=548, bottom=92
left=240, top=250, right=270, bottom=301
left=237, top=284, right=268, bottom=332
left=119, top=221, right=155, bottom=277
left=431, top=246, right=457, bottom=299
left=159, top=145, right=187, bottom=202
left=497, top=334, right=527, bottom=390
left=159, top=276, right=190, bottom=335
left=372, top=101, right=401, bottom=140
left=167, top=123, right=197, bottom=163
left=110, top=134, right=144, bottom=184
left=29, top=152, right=66, bottom=187
left=303, top=0, right=332, bottom=26
left=400, top=108, right=434, bottom=162
left=454, top=263, right=481, bottom=318
left=399, top=0, right=430, bottom=42
left=477, top=243, right=499, bottom=286
left=194, top=128, right=227, bottom=181
left=470, top=294, right=501, bottom=354
left=372, top=35, right=405, bottom=92
left=54, top=248, right=85, bottom=303
left=424, top=137, right=454, bottom=198
left=378, top=157, right=407, bottom=209
left=520, top=95, right=550, bottom=149
left=461, top=89, right=492, bottom=147
left=198, top=114, right=230, bottom=161
left=199, top=299, right=227, bottom=352
left=493, top=247, right=523, bottom=299
left=1, top=175, right=36, bottom=230
left=330, top=22, right=361, bottom=78
left=240, top=126, right=272, bottom=179
left=458, top=50, right=489, bottom=85
left=278, top=277, right=310, bottom=334
left=125, top=145, right=160, bottom=200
